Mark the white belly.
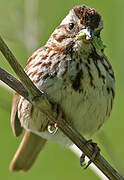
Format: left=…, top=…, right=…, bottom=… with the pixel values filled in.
left=18, top=57, right=114, bottom=147
left=18, top=77, right=113, bottom=147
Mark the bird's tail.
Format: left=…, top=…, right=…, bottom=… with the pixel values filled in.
left=10, top=131, right=47, bottom=172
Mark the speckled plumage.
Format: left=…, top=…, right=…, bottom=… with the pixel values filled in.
left=10, top=5, right=115, bottom=171
left=17, top=5, right=115, bottom=145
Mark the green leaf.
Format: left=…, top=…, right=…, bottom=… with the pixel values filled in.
left=92, top=35, right=106, bottom=50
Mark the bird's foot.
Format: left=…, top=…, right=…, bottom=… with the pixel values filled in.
left=48, top=104, right=63, bottom=135
left=80, top=139, right=100, bottom=169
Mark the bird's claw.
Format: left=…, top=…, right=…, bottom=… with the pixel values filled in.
left=80, top=140, right=100, bottom=169
left=80, top=153, right=86, bottom=167
left=48, top=104, right=63, bottom=135
left=48, top=123, right=58, bottom=135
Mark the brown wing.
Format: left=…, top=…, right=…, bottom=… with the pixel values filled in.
left=11, top=89, right=47, bottom=171
left=10, top=131, right=47, bottom=172
left=11, top=92, right=23, bottom=137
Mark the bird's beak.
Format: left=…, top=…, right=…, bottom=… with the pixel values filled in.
left=76, top=27, right=93, bottom=41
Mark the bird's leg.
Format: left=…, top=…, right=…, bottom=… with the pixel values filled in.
left=80, top=140, right=100, bottom=169
left=48, top=104, right=62, bottom=135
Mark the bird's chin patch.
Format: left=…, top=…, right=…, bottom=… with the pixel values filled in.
left=79, top=38, right=91, bottom=47
left=74, top=39, right=91, bottom=53
left=83, top=38, right=91, bottom=44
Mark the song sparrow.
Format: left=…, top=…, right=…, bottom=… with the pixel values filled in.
left=10, top=5, right=115, bottom=172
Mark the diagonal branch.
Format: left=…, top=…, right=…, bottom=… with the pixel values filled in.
left=0, top=67, right=28, bottom=99
left=0, top=37, right=42, bottom=99
left=0, top=36, right=123, bottom=180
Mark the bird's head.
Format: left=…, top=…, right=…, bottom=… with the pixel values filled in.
left=48, top=5, right=104, bottom=53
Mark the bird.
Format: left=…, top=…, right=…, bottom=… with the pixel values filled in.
left=10, top=5, right=115, bottom=172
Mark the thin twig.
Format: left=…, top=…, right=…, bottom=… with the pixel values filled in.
left=0, top=36, right=123, bottom=180
left=0, top=80, right=13, bottom=91
left=0, top=36, right=42, bottom=99
left=0, top=67, right=28, bottom=99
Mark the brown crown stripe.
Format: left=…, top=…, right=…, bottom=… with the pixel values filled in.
left=74, top=6, right=101, bottom=29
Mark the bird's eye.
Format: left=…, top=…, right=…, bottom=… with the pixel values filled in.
left=68, top=23, right=75, bottom=30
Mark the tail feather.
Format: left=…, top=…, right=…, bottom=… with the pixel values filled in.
left=10, top=131, right=47, bottom=172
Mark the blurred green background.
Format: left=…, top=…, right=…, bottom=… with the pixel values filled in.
left=0, top=0, right=124, bottom=179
